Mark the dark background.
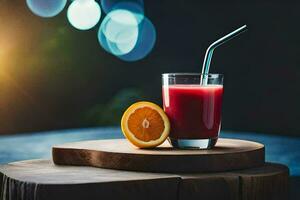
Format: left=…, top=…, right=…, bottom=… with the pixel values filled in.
left=0, top=0, right=300, bottom=136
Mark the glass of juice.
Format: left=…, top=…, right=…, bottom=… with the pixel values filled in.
left=162, top=73, right=224, bottom=149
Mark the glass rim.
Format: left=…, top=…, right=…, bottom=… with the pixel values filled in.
left=162, top=73, right=223, bottom=78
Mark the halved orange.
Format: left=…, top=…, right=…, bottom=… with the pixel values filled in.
left=121, top=101, right=170, bottom=148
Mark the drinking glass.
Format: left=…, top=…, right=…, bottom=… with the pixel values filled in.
left=162, top=73, right=224, bottom=149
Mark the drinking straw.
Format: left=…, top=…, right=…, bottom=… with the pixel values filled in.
left=201, top=25, right=248, bottom=85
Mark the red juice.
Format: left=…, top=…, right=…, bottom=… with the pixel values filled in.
left=162, top=84, right=223, bottom=139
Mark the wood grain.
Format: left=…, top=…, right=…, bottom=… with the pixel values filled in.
left=235, top=164, right=289, bottom=200
left=0, top=160, right=180, bottom=200
left=178, top=163, right=289, bottom=200
left=52, top=138, right=265, bottom=173
left=0, top=160, right=289, bottom=200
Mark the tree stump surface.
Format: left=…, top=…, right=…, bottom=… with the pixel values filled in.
left=52, top=138, right=265, bottom=173
left=0, top=160, right=288, bottom=200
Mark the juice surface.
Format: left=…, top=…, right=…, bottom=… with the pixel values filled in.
left=162, top=84, right=223, bottom=139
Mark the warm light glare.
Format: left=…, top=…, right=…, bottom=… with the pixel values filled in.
left=0, top=38, right=13, bottom=70
left=67, top=0, right=101, bottom=30
left=26, top=0, right=67, bottom=18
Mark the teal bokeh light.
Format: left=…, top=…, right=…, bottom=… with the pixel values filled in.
left=102, top=10, right=139, bottom=44
left=98, top=9, right=139, bottom=56
left=118, top=17, right=156, bottom=61
left=101, top=0, right=144, bottom=15
left=27, top=0, right=155, bottom=62
left=67, top=0, right=101, bottom=30
left=98, top=9, right=156, bottom=61
left=26, top=0, right=67, bottom=18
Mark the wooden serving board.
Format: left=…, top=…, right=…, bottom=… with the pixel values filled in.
left=0, top=160, right=288, bottom=200
left=52, top=138, right=265, bottom=173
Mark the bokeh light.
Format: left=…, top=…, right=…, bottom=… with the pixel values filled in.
left=98, top=9, right=139, bottom=56
left=98, top=27, right=138, bottom=56
left=101, top=0, right=144, bottom=15
left=67, top=0, right=101, bottom=30
left=26, top=0, right=156, bottom=62
left=118, top=17, right=156, bottom=61
left=98, top=9, right=156, bottom=61
left=26, top=0, right=67, bottom=18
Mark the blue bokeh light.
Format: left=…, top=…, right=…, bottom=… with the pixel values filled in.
left=101, top=0, right=144, bottom=15
left=98, top=9, right=156, bottom=61
left=26, top=0, right=67, bottom=18
left=27, top=0, right=156, bottom=62
left=98, top=9, right=139, bottom=56
left=118, top=17, right=156, bottom=61
left=102, top=10, right=138, bottom=44
left=67, top=0, right=101, bottom=30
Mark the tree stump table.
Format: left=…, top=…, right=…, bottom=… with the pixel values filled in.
left=0, top=139, right=289, bottom=200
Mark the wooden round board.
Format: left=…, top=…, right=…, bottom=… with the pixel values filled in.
left=52, top=138, right=265, bottom=173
